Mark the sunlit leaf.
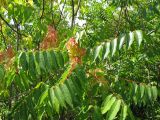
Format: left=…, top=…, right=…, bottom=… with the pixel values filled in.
left=106, top=99, right=121, bottom=120
left=103, top=42, right=110, bottom=59
left=120, top=103, right=128, bottom=120
left=94, top=45, right=102, bottom=61
left=101, top=95, right=116, bottom=114
left=134, top=30, right=143, bottom=46
left=111, top=38, right=117, bottom=56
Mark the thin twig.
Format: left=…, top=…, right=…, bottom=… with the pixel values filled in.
left=0, top=24, right=7, bottom=48
left=59, top=0, right=66, bottom=17
left=13, top=18, right=21, bottom=51
left=56, top=0, right=67, bottom=28
left=71, top=0, right=75, bottom=28
left=124, top=7, right=134, bottom=30
left=147, top=26, right=160, bottom=35
left=74, top=0, right=81, bottom=16
left=40, top=0, right=45, bottom=19
left=115, top=7, right=123, bottom=37
left=71, top=0, right=81, bottom=28
left=0, top=14, right=27, bottom=37
left=0, top=14, right=16, bottom=32
left=51, top=0, right=54, bottom=21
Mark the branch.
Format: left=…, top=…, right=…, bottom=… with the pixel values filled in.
left=50, top=0, right=56, bottom=28
left=74, top=0, right=81, bottom=16
left=147, top=27, right=159, bottom=35
left=0, top=24, right=7, bottom=48
left=59, top=0, right=66, bottom=17
left=71, top=0, right=75, bottom=28
left=56, top=0, right=67, bottom=28
left=0, top=14, right=16, bottom=33
left=40, top=0, right=45, bottom=19
left=51, top=0, right=54, bottom=21
left=71, top=0, right=81, bottom=28
left=0, top=14, right=27, bottom=37
left=115, top=7, right=123, bottom=37
left=13, top=18, right=21, bottom=51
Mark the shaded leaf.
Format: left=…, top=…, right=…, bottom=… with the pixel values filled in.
left=54, top=86, right=66, bottom=108
left=60, top=84, right=73, bottom=107
left=140, top=84, right=145, bottom=98
left=120, top=103, right=128, bottom=120
left=55, top=51, right=64, bottom=67
left=48, top=87, right=60, bottom=113
left=19, top=52, right=28, bottom=71
left=151, top=86, right=157, bottom=101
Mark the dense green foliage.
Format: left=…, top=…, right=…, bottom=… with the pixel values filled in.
left=0, top=0, right=160, bottom=119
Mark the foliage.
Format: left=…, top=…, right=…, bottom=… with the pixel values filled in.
left=0, top=0, right=160, bottom=120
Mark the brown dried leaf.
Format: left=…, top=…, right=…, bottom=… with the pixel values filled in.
left=40, top=25, right=58, bottom=50
left=6, top=46, right=14, bottom=59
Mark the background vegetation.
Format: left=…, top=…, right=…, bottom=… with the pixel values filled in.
left=0, top=0, right=160, bottom=119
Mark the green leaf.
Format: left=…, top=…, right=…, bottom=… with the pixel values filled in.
left=103, top=42, right=110, bottom=59
left=49, top=50, right=58, bottom=69
left=20, top=71, right=30, bottom=89
left=128, top=31, right=134, bottom=49
left=38, top=86, right=49, bottom=105
left=147, top=86, right=152, bottom=101
left=43, top=51, right=52, bottom=72
left=70, top=75, right=81, bottom=95
left=60, top=84, right=73, bottom=107
left=62, top=51, right=69, bottom=63
left=133, top=83, right=138, bottom=95
left=75, top=68, right=86, bottom=89
left=142, top=86, right=147, bottom=105
left=111, top=38, right=117, bottom=56
left=59, top=65, right=72, bottom=83
left=55, top=51, right=64, bottom=67
left=127, top=106, right=135, bottom=120
left=46, top=50, right=54, bottom=71
left=54, top=85, right=66, bottom=108
left=101, top=95, right=116, bottom=114
left=6, top=71, right=15, bottom=87
left=39, top=51, right=46, bottom=72
left=14, top=74, right=25, bottom=91
left=106, top=99, right=121, bottom=120
left=120, top=103, right=128, bottom=120
left=28, top=52, right=37, bottom=79
left=66, top=79, right=77, bottom=95
left=140, top=84, right=145, bottom=98
left=134, top=30, right=143, bottom=46
left=34, top=52, right=41, bottom=75
left=94, top=45, right=102, bottom=61
left=19, top=52, right=28, bottom=71
left=133, top=83, right=138, bottom=104
left=118, top=34, right=125, bottom=50
left=48, top=87, right=60, bottom=113
left=65, top=79, right=78, bottom=100
left=0, top=65, right=5, bottom=80
left=151, top=86, right=157, bottom=101
left=33, top=0, right=40, bottom=6
left=136, top=85, right=141, bottom=104
left=37, top=107, right=45, bottom=120
left=93, top=106, right=103, bottom=120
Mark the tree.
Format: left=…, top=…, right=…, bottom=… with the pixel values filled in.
left=0, top=0, right=160, bottom=119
